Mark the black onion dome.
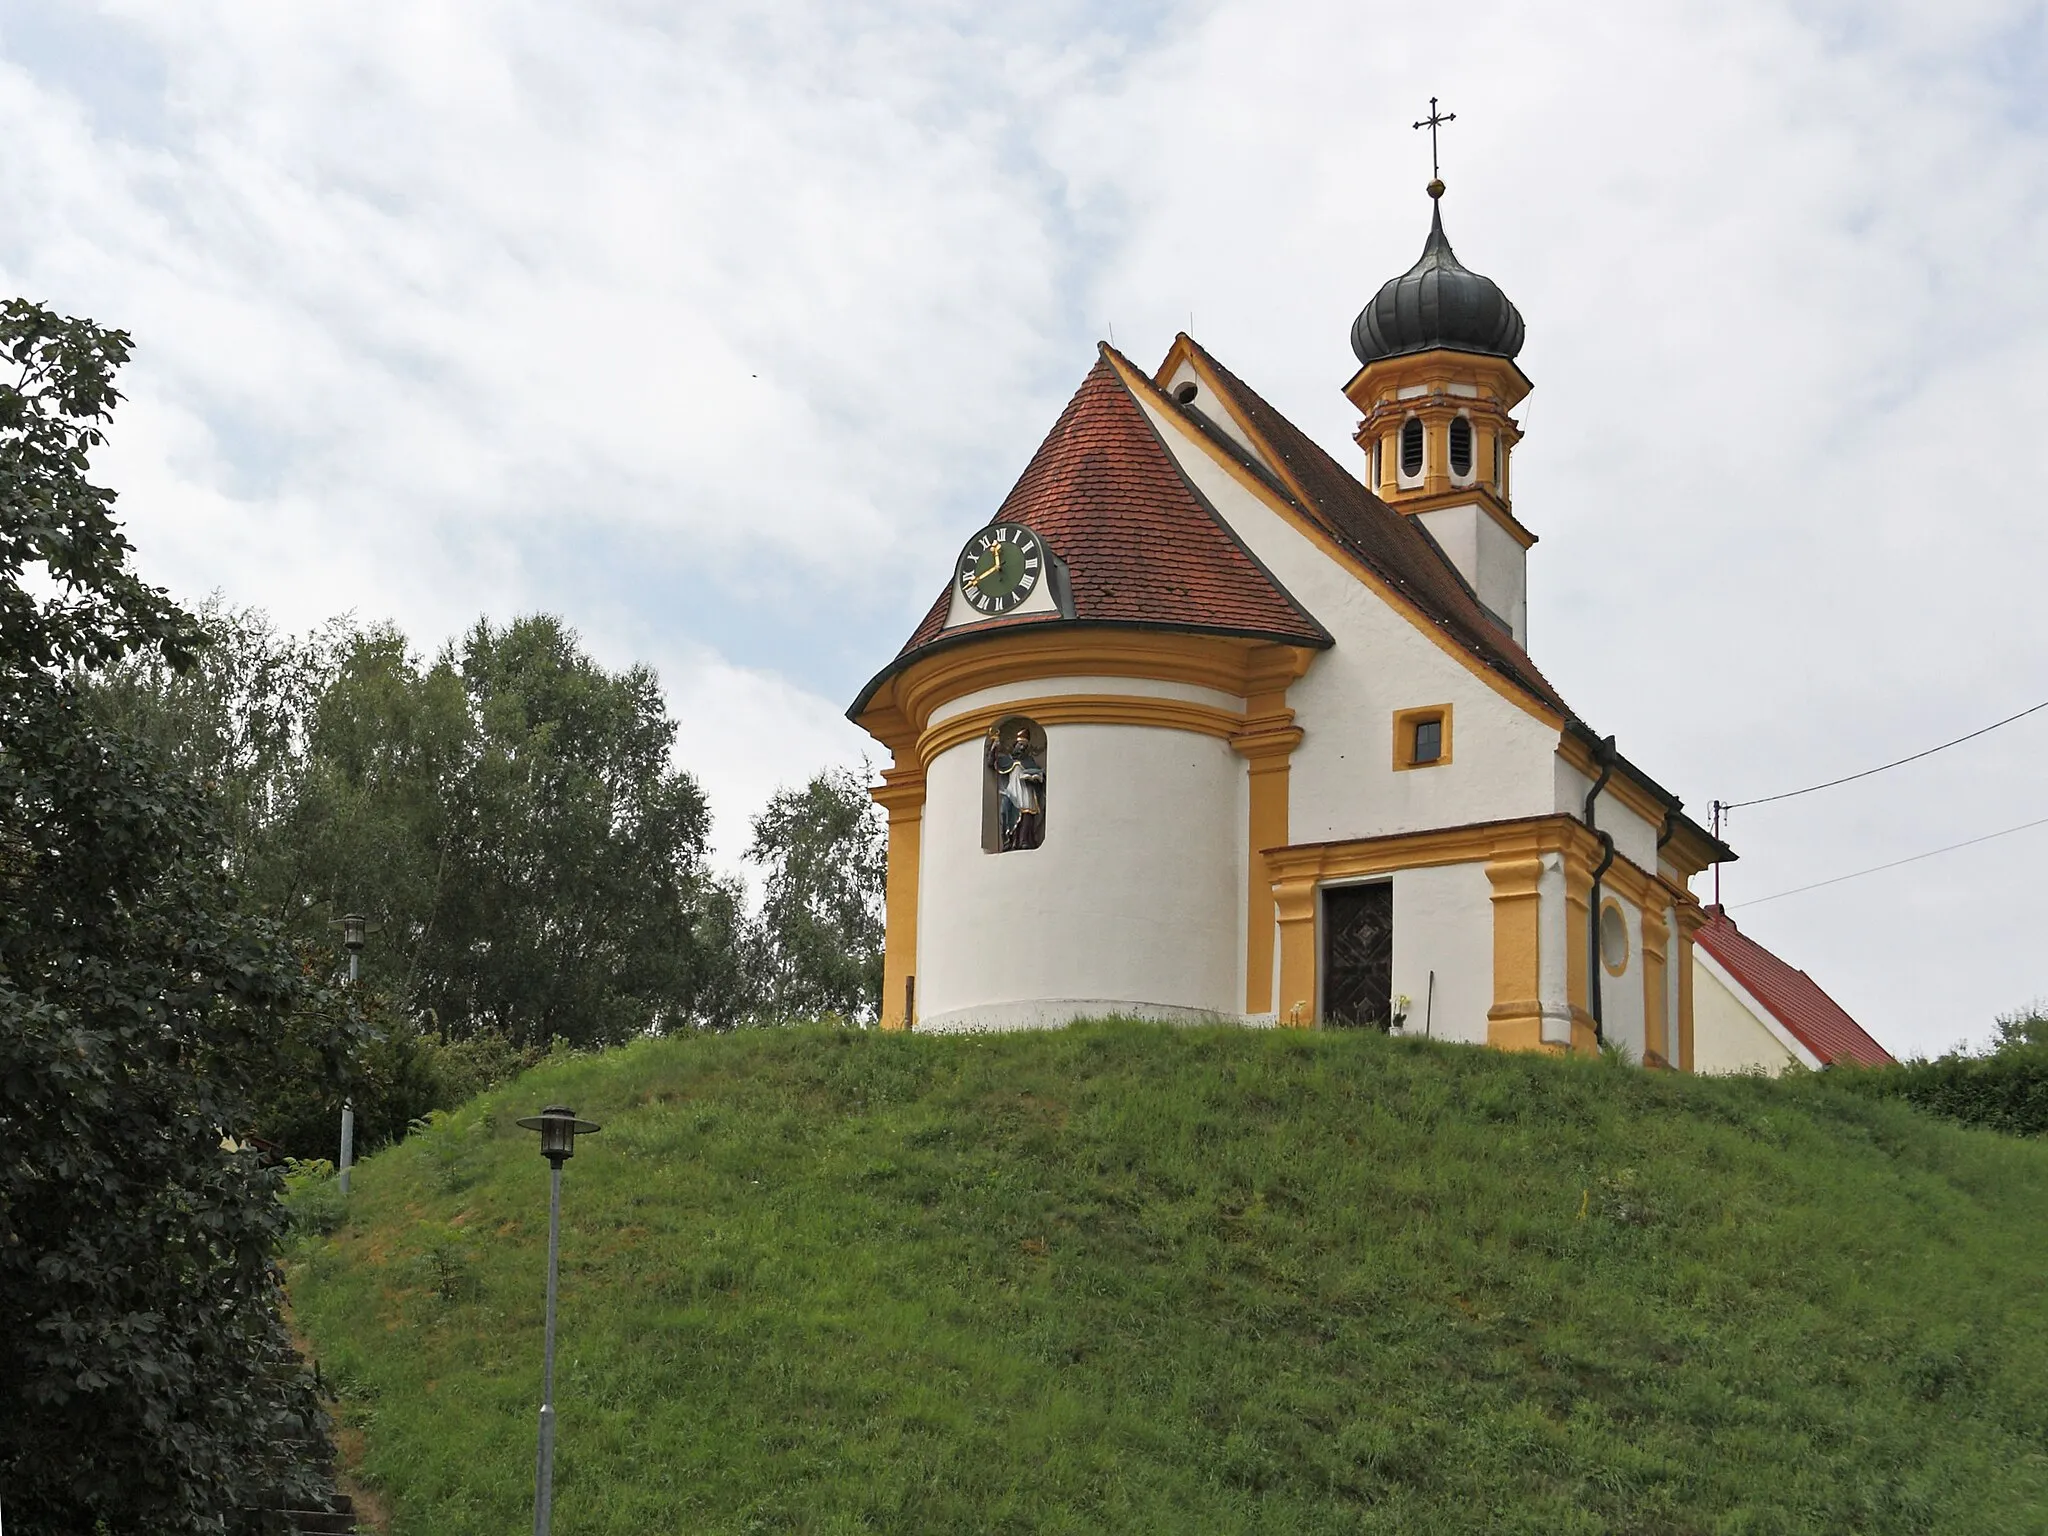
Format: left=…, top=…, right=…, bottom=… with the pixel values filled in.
left=1350, top=199, right=1525, bottom=365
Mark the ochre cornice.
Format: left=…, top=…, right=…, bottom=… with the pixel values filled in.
left=1376, top=485, right=1537, bottom=549
left=1342, top=348, right=1533, bottom=414
left=1264, top=814, right=1697, bottom=919
left=918, top=692, right=1246, bottom=768
left=852, top=627, right=1320, bottom=758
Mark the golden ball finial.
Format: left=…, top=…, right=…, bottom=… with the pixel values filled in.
left=1427, top=178, right=1446, bottom=200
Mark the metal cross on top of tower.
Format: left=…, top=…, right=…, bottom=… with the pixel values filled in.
left=1414, top=96, right=1456, bottom=195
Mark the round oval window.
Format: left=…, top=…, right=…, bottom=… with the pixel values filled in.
left=1599, top=902, right=1629, bottom=975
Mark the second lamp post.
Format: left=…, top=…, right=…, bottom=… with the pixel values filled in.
left=515, top=1104, right=600, bottom=1536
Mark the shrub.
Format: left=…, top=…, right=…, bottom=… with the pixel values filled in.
left=1837, top=1003, right=2048, bottom=1138
left=282, top=1159, right=347, bottom=1237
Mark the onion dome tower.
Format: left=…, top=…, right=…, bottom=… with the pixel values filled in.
left=1345, top=179, right=1536, bottom=645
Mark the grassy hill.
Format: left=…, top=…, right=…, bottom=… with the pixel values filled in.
left=287, top=1023, right=2048, bottom=1534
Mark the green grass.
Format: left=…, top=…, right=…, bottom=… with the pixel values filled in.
left=288, top=1023, right=2048, bottom=1534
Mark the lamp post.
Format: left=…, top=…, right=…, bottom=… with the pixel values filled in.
left=515, top=1104, right=600, bottom=1536
left=328, top=913, right=373, bottom=1195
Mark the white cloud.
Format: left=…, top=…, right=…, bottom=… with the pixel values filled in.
left=3, top=0, right=2044, bottom=1055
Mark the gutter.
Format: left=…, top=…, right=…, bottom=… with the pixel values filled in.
left=1583, top=733, right=1618, bottom=1047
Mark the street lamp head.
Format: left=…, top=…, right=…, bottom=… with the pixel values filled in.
left=329, top=913, right=374, bottom=953
left=517, top=1105, right=601, bottom=1166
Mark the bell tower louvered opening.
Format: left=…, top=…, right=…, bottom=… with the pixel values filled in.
left=1399, top=417, right=1425, bottom=478
left=1448, top=416, right=1473, bottom=477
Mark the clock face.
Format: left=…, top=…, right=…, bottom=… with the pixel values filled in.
left=956, top=522, right=1046, bottom=617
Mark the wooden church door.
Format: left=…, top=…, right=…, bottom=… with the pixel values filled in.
left=1321, top=882, right=1393, bottom=1028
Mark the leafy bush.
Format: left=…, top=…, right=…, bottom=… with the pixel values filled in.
left=1837, top=1003, right=2048, bottom=1137
left=282, top=1159, right=347, bottom=1237
left=253, top=996, right=537, bottom=1161
left=2, top=297, right=337, bottom=1532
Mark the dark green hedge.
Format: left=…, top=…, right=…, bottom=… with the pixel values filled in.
left=1836, top=1011, right=2048, bottom=1138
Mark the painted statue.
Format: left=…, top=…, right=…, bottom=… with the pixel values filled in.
left=987, top=723, right=1046, bottom=851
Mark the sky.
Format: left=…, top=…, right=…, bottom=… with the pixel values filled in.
left=3, top=0, right=2044, bottom=1058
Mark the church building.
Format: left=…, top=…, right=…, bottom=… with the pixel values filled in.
left=849, top=179, right=1735, bottom=1064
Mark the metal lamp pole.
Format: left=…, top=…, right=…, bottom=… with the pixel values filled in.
left=329, top=913, right=371, bottom=1195
left=516, top=1105, right=600, bottom=1536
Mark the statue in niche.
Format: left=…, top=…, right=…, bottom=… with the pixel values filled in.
left=985, top=718, right=1046, bottom=852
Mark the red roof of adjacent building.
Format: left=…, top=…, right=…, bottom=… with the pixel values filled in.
left=1696, top=908, right=1894, bottom=1068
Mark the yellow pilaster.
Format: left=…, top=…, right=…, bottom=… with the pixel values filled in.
left=1484, top=852, right=1546, bottom=1052
left=1230, top=645, right=1310, bottom=1016
left=1420, top=405, right=1454, bottom=497
left=1674, top=903, right=1708, bottom=1072
left=1273, top=872, right=1319, bottom=1026
left=870, top=763, right=925, bottom=1031
left=1640, top=902, right=1671, bottom=1068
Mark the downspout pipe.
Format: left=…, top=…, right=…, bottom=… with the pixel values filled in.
left=1583, top=735, right=1618, bottom=1047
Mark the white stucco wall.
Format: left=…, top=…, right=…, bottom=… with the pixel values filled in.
left=1136, top=396, right=1564, bottom=849
left=1691, top=952, right=1811, bottom=1075
left=1593, top=892, right=1645, bottom=1061
left=1388, top=861, right=1494, bottom=1045
left=1163, top=360, right=1274, bottom=469
left=1537, top=851, right=1573, bottom=1046
left=1412, top=501, right=1528, bottom=646
left=1554, top=757, right=1661, bottom=873
left=916, top=721, right=1245, bottom=1031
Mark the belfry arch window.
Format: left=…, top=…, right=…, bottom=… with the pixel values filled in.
left=1399, top=417, right=1424, bottom=479
left=1448, top=416, right=1473, bottom=478
left=983, top=715, right=1047, bottom=853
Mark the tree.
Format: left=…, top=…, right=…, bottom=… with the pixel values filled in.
left=419, top=615, right=741, bottom=1043
left=745, top=767, right=886, bottom=1020
left=0, top=300, right=341, bottom=1529
left=98, top=607, right=751, bottom=1054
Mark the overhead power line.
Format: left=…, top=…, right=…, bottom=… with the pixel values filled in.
left=1731, top=813, right=2048, bottom=910
left=1721, top=698, right=2048, bottom=812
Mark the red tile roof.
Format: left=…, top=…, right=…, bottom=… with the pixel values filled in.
left=1696, top=907, right=1894, bottom=1067
left=867, top=354, right=1330, bottom=696
left=1174, top=338, right=1575, bottom=721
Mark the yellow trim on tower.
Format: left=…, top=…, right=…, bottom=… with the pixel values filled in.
left=918, top=693, right=1244, bottom=767
left=1377, top=484, right=1538, bottom=550
left=1101, top=345, right=1568, bottom=734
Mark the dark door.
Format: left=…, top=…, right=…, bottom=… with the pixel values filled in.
left=1322, top=882, right=1393, bottom=1028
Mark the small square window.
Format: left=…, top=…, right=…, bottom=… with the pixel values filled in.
left=1391, top=704, right=1453, bottom=771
